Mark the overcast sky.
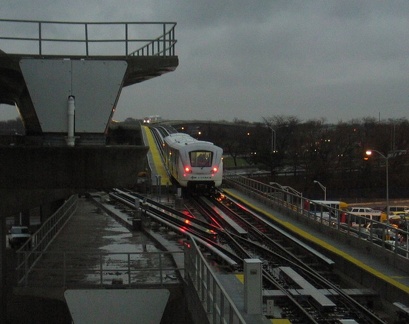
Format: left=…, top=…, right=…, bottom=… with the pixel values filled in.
left=1, top=1, right=408, bottom=123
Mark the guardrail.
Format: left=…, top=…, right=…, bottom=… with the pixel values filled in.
left=185, top=237, right=246, bottom=324
left=15, top=195, right=185, bottom=288
left=16, top=195, right=78, bottom=285
left=0, top=19, right=176, bottom=57
left=16, top=250, right=183, bottom=287
left=224, top=175, right=409, bottom=259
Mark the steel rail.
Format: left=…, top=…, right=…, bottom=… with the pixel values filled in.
left=111, top=189, right=386, bottom=321
left=216, top=190, right=386, bottom=323
left=109, top=190, right=240, bottom=268
left=182, top=194, right=322, bottom=322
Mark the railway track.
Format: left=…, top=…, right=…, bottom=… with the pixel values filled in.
left=109, top=189, right=387, bottom=323
left=109, top=189, right=241, bottom=268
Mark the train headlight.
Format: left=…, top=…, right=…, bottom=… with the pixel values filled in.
left=212, top=167, right=218, bottom=173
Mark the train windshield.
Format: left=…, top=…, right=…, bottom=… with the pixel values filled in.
left=190, top=151, right=212, bottom=167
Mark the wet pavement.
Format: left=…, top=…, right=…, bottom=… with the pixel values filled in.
left=24, top=195, right=179, bottom=287
left=6, top=195, right=180, bottom=323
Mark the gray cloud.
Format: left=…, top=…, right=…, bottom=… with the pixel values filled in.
left=1, top=0, right=408, bottom=123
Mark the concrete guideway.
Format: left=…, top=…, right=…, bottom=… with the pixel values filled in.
left=223, top=188, right=409, bottom=307
left=141, top=125, right=171, bottom=186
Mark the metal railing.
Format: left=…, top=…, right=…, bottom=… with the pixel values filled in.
left=0, top=19, right=176, bottom=57
left=16, top=250, right=183, bottom=287
left=16, top=195, right=78, bottom=285
left=224, top=175, right=409, bottom=259
left=185, top=237, right=246, bottom=324
left=15, top=195, right=185, bottom=288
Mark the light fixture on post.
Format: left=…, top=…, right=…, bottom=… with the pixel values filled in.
left=366, top=149, right=389, bottom=218
left=267, top=126, right=276, bottom=153
left=313, top=180, right=327, bottom=200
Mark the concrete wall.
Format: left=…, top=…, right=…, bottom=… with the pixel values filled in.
left=0, top=145, right=148, bottom=215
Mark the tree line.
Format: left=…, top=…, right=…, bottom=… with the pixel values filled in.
left=172, top=116, right=409, bottom=201
left=2, top=115, right=409, bottom=201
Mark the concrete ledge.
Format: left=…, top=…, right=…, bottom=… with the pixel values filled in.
left=0, top=145, right=148, bottom=190
left=0, top=145, right=148, bottom=213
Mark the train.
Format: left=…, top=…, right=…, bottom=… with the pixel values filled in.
left=162, top=133, right=223, bottom=193
left=143, top=115, right=162, bottom=124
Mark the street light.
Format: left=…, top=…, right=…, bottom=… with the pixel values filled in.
left=366, top=149, right=389, bottom=217
left=313, top=180, right=327, bottom=200
left=267, top=126, right=276, bottom=153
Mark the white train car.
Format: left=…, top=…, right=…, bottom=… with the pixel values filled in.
left=163, top=133, right=223, bottom=192
left=143, top=115, right=162, bottom=124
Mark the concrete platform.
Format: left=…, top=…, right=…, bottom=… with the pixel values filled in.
left=8, top=195, right=189, bottom=323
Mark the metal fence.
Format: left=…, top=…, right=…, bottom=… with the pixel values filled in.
left=15, top=195, right=184, bottom=287
left=17, top=250, right=183, bottom=288
left=0, top=19, right=176, bottom=57
left=16, top=195, right=78, bottom=285
left=224, top=175, right=409, bottom=259
left=185, top=238, right=246, bottom=324
left=13, top=194, right=246, bottom=321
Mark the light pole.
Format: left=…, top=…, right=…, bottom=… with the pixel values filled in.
left=313, top=180, right=327, bottom=200
left=366, top=149, right=389, bottom=217
left=268, top=126, right=276, bottom=153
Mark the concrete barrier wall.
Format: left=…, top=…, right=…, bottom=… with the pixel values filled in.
left=0, top=145, right=148, bottom=214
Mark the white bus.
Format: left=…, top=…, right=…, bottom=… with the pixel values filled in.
left=307, top=200, right=348, bottom=221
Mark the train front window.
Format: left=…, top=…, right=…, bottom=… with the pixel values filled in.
left=190, top=151, right=212, bottom=167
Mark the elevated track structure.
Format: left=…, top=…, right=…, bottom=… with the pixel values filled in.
left=0, top=19, right=178, bottom=322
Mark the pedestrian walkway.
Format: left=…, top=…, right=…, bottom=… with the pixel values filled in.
left=17, top=196, right=180, bottom=292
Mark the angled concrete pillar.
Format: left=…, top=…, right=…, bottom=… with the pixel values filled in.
left=20, top=58, right=128, bottom=144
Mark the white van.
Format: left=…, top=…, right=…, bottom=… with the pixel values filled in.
left=348, top=207, right=382, bottom=221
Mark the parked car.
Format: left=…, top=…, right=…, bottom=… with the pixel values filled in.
left=348, top=207, right=382, bottom=221
left=8, top=226, right=31, bottom=249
